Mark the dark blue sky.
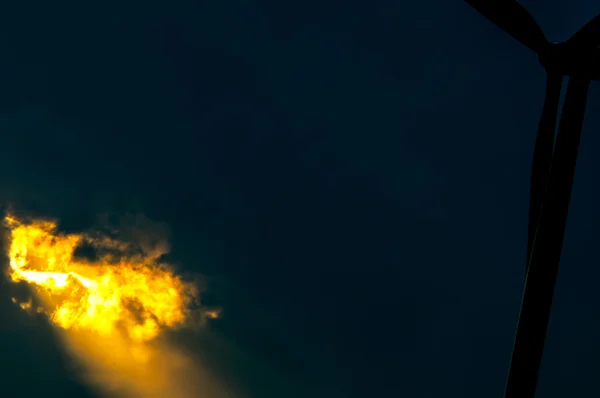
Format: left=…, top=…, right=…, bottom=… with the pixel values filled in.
left=1, top=1, right=600, bottom=397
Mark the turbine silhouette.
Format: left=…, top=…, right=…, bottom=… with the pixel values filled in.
left=464, top=1, right=600, bottom=397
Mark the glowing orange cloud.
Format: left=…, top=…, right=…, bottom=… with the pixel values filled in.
left=5, top=213, right=200, bottom=342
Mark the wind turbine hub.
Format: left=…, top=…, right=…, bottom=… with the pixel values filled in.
left=538, top=42, right=600, bottom=79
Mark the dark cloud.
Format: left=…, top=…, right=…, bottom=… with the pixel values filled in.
left=1, top=1, right=600, bottom=397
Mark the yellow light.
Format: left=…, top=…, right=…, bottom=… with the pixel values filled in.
left=5, top=214, right=194, bottom=342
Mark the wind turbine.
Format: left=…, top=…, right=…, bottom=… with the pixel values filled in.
left=464, top=1, right=600, bottom=397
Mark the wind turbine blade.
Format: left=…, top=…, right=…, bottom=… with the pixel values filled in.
left=565, top=13, right=600, bottom=51
left=527, top=73, right=562, bottom=270
left=505, top=76, right=590, bottom=398
left=465, top=0, right=549, bottom=53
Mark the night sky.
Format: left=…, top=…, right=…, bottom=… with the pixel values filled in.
left=1, top=1, right=600, bottom=397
